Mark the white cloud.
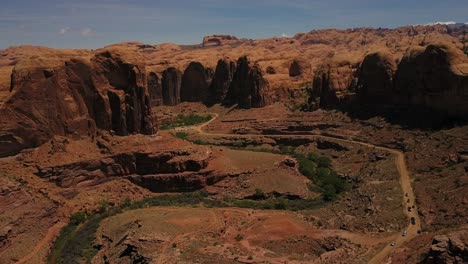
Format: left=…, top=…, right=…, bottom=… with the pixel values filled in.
left=80, top=28, right=95, bottom=37
left=281, top=33, right=290, bottom=38
left=59, top=27, right=71, bottom=35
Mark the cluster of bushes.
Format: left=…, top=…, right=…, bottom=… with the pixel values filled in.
left=295, top=151, right=350, bottom=201
left=160, top=114, right=212, bottom=130
left=244, top=144, right=350, bottom=201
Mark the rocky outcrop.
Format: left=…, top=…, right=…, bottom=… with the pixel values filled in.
left=202, top=35, right=239, bottom=47
left=35, top=149, right=210, bottom=189
left=425, top=231, right=468, bottom=263
left=161, top=67, right=181, bottom=106
left=147, top=72, right=163, bottom=107
left=0, top=50, right=156, bottom=157
left=393, top=44, right=468, bottom=117
left=208, top=59, right=236, bottom=104
left=356, top=52, right=397, bottom=103
left=309, top=58, right=359, bottom=110
left=225, top=56, right=271, bottom=108
left=266, top=66, right=276, bottom=74
left=308, top=43, right=468, bottom=118
left=180, top=62, right=210, bottom=102
left=289, top=59, right=306, bottom=77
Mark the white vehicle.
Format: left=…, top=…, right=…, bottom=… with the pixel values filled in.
left=391, top=241, right=396, bottom=246
left=402, top=231, right=407, bottom=237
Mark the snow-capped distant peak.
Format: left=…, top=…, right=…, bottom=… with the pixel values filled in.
left=424, top=21, right=457, bottom=26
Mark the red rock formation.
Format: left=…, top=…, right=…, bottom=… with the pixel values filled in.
left=161, top=67, right=182, bottom=106
left=393, top=44, right=468, bottom=117
left=147, top=72, right=163, bottom=107
left=289, top=59, right=306, bottom=77
left=266, top=66, right=276, bottom=74
left=309, top=58, right=359, bottom=110
left=180, top=62, right=210, bottom=102
left=202, top=35, right=239, bottom=47
left=0, top=50, right=156, bottom=157
left=225, top=56, right=271, bottom=108
left=356, top=51, right=397, bottom=103
left=209, top=59, right=236, bottom=104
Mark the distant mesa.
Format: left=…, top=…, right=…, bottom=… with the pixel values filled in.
left=202, top=35, right=239, bottom=47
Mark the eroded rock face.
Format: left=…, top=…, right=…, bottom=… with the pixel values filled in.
left=289, top=59, right=305, bottom=77
left=393, top=44, right=468, bottom=117
left=202, top=35, right=239, bottom=47
left=180, top=62, right=210, bottom=103
left=357, top=52, right=397, bottom=103
left=308, top=43, right=468, bottom=118
left=161, top=67, right=181, bottom=106
left=225, top=56, right=271, bottom=108
left=35, top=149, right=212, bottom=192
left=209, top=59, right=236, bottom=104
left=425, top=231, right=468, bottom=263
left=147, top=72, right=163, bottom=107
left=309, top=59, right=358, bottom=110
left=0, top=50, right=156, bottom=157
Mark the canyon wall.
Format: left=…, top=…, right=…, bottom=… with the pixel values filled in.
left=0, top=50, right=156, bottom=157
left=309, top=43, right=468, bottom=118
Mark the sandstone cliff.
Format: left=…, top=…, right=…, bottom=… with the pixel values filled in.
left=309, top=56, right=359, bottom=110
left=0, top=50, right=156, bottom=157
left=208, top=59, right=236, bottom=104
left=225, top=56, right=271, bottom=108
left=161, top=67, right=182, bottom=106
left=147, top=72, right=163, bottom=107
left=356, top=51, right=397, bottom=104
left=180, top=62, right=210, bottom=103
left=393, top=44, right=468, bottom=116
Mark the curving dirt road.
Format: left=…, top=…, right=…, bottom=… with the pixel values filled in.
left=177, top=113, right=421, bottom=263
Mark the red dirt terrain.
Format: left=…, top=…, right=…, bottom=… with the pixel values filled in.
left=0, top=23, right=467, bottom=263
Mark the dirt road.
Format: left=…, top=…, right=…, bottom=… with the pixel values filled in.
left=178, top=113, right=421, bottom=263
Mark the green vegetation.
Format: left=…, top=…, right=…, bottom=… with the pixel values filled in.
left=235, top=234, right=244, bottom=241
left=174, top=131, right=189, bottom=140
left=237, top=144, right=350, bottom=201
left=49, top=213, right=105, bottom=264
left=252, top=188, right=266, bottom=200
left=49, top=192, right=326, bottom=263
left=160, top=114, right=212, bottom=130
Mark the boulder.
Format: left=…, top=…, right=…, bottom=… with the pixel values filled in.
left=0, top=50, right=156, bottom=157
left=209, top=59, right=236, bottom=103
left=425, top=230, right=468, bottom=263
left=224, top=56, right=271, bottom=108
left=180, top=62, right=210, bottom=102
left=161, top=67, right=181, bottom=106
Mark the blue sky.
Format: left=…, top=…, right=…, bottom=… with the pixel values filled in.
left=1, top=0, right=467, bottom=49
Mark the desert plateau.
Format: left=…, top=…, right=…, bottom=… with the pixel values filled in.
left=0, top=1, right=467, bottom=264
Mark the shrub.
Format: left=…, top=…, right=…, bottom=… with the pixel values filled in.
left=69, top=212, right=86, bottom=225
left=235, top=234, right=244, bottom=241
left=322, top=184, right=337, bottom=201
left=252, top=188, right=266, bottom=200
left=174, top=132, right=189, bottom=140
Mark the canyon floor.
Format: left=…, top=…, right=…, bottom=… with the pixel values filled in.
left=1, top=102, right=466, bottom=263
